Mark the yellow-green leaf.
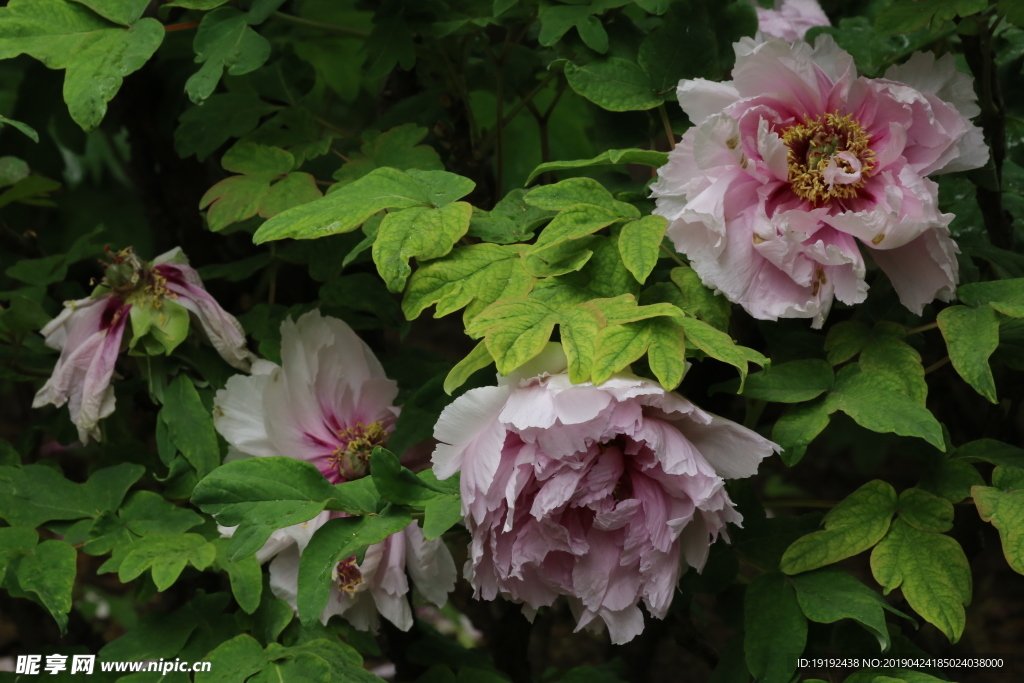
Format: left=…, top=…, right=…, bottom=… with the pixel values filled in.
left=372, top=201, right=473, bottom=293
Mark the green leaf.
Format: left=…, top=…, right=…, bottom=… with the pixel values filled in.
left=918, top=456, right=984, bottom=504
left=0, top=527, right=37, bottom=585
left=175, top=93, right=278, bottom=162
left=897, top=487, right=953, bottom=533
left=423, top=494, right=462, bottom=541
left=101, top=592, right=230, bottom=662
left=973, top=482, right=1024, bottom=574
left=333, top=124, right=443, bottom=187
left=668, top=265, right=731, bottom=332
left=200, top=143, right=322, bottom=232
left=0, top=0, right=164, bottom=130
left=523, top=236, right=599, bottom=278
left=191, top=456, right=375, bottom=561
left=772, top=398, right=830, bottom=466
left=195, top=634, right=269, bottom=683
left=0, top=114, right=40, bottom=143
left=370, top=447, right=446, bottom=505
left=859, top=330, right=927, bottom=406
left=734, top=513, right=824, bottom=572
left=119, top=491, right=204, bottom=536
left=106, top=533, right=216, bottom=590
left=870, top=518, right=971, bottom=643
left=162, top=374, right=221, bottom=478
left=296, top=506, right=412, bottom=624
left=466, top=298, right=560, bottom=375
left=253, top=167, right=473, bottom=244
left=186, top=8, right=271, bottom=103
left=363, top=11, right=414, bottom=80
left=825, top=320, right=870, bottom=365
left=373, top=201, right=473, bottom=293
left=592, top=320, right=653, bottom=384
left=744, top=572, right=807, bottom=683
left=16, top=539, right=77, bottom=632
left=524, top=177, right=637, bottom=215
left=530, top=204, right=625, bottom=252
left=646, top=317, right=687, bottom=390
left=618, top=215, right=666, bottom=285
left=791, top=567, right=894, bottom=651
left=444, top=342, right=494, bottom=395
left=637, top=0, right=718, bottom=94
left=875, top=0, right=988, bottom=34
left=827, top=370, right=945, bottom=450
left=468, top=189, right=553, bottom=244
left=525, top=148, right=669, bottom=184
left=0, top=462, right=143, bottom=527
left=403, top=244, right=535, bottom=326
left=677, top=316, right=756, bottom=389
left=734, top=359, right=835, bottom=403
left=557, top=304, right=600, bottom=384
left=564, top=58, right=661, bottom=112
left=213, top=538, right=263, bottom=614
left=781, top=480, right=897, bottom=574
left=957, top=277, right=1024, bottom=307
left=70, top=0, right=148, bottom=25
left=955, top=438, right=1024, bottom=468
left=937, top=304, right=1000, bottom=403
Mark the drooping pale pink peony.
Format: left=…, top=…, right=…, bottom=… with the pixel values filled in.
left=32, top=295, right=130, bottom=443
left=153, top=248, right=254, bottom=371
left=33, top=247, right=253, bottom=442
left=754, top=0, right=830, bottom=42
left=431, top=345, right=778, bottom=644
left=651, top=37, right=988, bottom=327
left=213, top=310, right=457, bottom=630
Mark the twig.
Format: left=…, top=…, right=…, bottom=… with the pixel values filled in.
left=164, top=21, right=200, bottom=32
left=905, top=321, right=939, bottom=335
left=477, top=70, right=560, bottom=155
left=660, top=242, right=686, bottom=267
left=270, top=11, right=370, bottom=40
left=764, top=499, right=837, bottom=508
left=925, top=356, right=952, bottom=374
left=658, top=103, right=676, bottom=150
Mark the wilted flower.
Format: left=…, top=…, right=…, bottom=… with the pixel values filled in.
left=651, top=37, right=988, bottom=326
left=213, top=310, right=456, bottom=630
left=33, top=247, right=254, bottom=442
left=32, top=295, right=129, bottom=444
left=431, top=345, right=778, bottom=644
left=754, top=0, right=830, bottom=42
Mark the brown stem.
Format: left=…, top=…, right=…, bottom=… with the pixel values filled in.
left=477, top=70, right=560, bottom=156
left=905, top=321, right=939, bottom=335
left=925, top=356, right=952, bottom=374
left=658, top=104, right=676, bottom=151
left=269, top=11, right=370, bottom=39
left=164, top=21, right=200, bottom=32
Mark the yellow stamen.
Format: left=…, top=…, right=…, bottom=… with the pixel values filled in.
left=781, top=112, right=874, bottom=205
left=330, top=421, right=389, bottom=480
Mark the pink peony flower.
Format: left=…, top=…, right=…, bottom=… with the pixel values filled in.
left=754, top=0, right=830, bottom=42
left=651, top=37, right=988, bottom=327
left=32, top=295, right=130, bottom=443
left=32, top=247, right=254, bottom=442
left=213, top=310, right=456, bottom=630
left=431, top=345, right=778, bottom=644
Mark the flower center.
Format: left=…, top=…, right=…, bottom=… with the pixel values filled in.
left=781, top=112, right=874, bottom=205
left=333, top=557, right=362, bottom=595
left=330, top=421, right=388, bottom=481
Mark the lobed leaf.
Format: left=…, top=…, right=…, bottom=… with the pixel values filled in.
left=781, top=480, right=898, bottom=574
left=870, top=518, right=971, bottom=643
